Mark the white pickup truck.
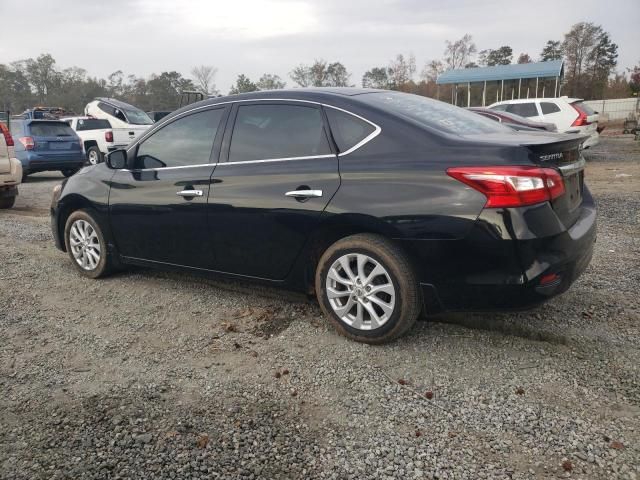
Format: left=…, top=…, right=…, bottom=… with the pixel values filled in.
left=85, top=98, right=152, bottom=150
left=62, top=117, right=114, bottom=165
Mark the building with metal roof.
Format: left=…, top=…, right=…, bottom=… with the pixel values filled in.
left=436, top=60, right=564, bottom=107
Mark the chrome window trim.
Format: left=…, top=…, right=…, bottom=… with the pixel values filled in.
left=117, top=162, right=217, bottom=173
left=126, top=98, right=382, bottom=167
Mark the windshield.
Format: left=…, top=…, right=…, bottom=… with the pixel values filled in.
left=360, top=91, right=510, bottom=135
left=123, top=108, right=153, bottom=125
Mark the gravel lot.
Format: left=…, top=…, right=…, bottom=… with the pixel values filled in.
left=1, top=136, right=638, bottom=480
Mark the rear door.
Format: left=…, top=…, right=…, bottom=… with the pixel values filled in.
left=207, top=101, right=340, bottom=279
left=28, top=121, right=82, bottom=157
left=108, top=106, right=228, bottom=268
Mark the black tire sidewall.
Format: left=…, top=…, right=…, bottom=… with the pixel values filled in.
left=0, top=196, right=16, bottom=209
left=316, top=240, right=413, bottom=342
left=64, top=210, right=109, bottom=278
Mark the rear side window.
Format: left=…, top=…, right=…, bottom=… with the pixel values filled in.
left=135, top=108, right=224, bottom=169
left=29, top=122, right=76, bottom=137
left=573, top=101, right=595, bottom=115
left=98, top=102, right=127, bottom=122
left=325, top=108, right=375, bottom=153
left=229, top=104, right=331, bottom=162
left=76, top=119, right=111, bottom=131
left=540, top=102, right=561, bottom=114
left=506, top=103, right=538, bottom=118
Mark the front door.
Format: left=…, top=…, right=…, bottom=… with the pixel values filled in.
left=208, top=101, right=340, bottom=280
left=109, top=106, right=228, bottom=268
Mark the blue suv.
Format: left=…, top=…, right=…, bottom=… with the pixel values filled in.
left=10, top=119, right=85, bottom=180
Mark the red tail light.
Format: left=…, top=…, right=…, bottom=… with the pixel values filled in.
left=105, top=130, right=113, bottom=143
left=570, top=104, right=590, bottom=127
left=18, top=136, right=35, bottom=150
left=0, top=124, right=13, bottom=146
left=446, top=166, right=565, bottom=208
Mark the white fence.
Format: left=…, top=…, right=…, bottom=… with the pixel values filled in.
left=583, top=97, right=639, bottom=121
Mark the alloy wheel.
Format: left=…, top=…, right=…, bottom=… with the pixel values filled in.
left=326, top=253, right=396, bottom=330
left=69, top=219, right=101, bottom=270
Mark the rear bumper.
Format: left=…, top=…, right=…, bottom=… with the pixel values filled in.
left=18, top=152, right=86, bottom=172
left=402, top=189, right=597, bottom=313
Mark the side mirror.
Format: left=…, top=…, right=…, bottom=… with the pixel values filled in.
left=106, top=149, right=128, bottom=169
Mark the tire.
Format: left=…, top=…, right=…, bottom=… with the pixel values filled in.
left=315, top=233, right=421, bottom=344
left=0, top=195, right=16, bottom=209
left=61, top=168, right=80, bottom=178
left=64, top=210, right=113, bottom=278
left=86, top=146, right=103, bottom=165
left=21, top=171, right=28, bottom=182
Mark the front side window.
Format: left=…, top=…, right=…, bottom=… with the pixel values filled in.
left=540, top=102, right=561, bottom=114
left=325, top=108, right=376, bottom=153
left=228, top=104, right=331, bottom=162
left=506, top=103, right=539, bottom=118
left=135, top=108, right=224, bottom=169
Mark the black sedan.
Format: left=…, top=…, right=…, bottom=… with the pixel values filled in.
left=51, top=89, right=596, bottom=343
left=468, top=107, right=558, bottom=132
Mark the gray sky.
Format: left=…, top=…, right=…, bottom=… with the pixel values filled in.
left=1, top=0, right=638, bottom=92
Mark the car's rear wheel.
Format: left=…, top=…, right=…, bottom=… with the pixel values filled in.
left=64, top=210, right=113, bottom=278
left=86, top=146, right=102, bottom=165
left=315, top=233, right=421, bottom=344
left=61, top=168, right=80, bottom=178
left=0, top=195, right=16, bottom=209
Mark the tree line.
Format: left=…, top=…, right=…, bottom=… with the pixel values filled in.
left=0, top=21, right=637, bottom=114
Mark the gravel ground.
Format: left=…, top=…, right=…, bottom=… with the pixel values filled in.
left=0, top=136, right=638, bottom=480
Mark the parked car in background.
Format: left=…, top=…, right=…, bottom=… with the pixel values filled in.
left=488, top=97, right=599, bottom=148
left=51, top=89, right=596, bottom=344
left=18, top=107, right=75, bottom=120
left=468, top=107, right=557, bottom=132
left=62, top=117, right=114, bottom=165
left=11, top=119, right=85, bottom=180
left=0, top=122, right=22, bottom=208
left=85, top=98, right=152, bottom=149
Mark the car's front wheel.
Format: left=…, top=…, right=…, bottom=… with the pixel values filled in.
left=315, top=233, right=421, bottom=344
left=64, top=210, right=113, bottom=278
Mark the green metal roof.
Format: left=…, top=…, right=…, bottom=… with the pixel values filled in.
left=436, top=60, right=563, bottom=85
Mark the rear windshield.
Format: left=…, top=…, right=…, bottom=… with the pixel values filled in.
left=29, top=122, right=76, bottom=137
left=76, top=118, right=111, bottom=131
left=573, top=101, right=596, bottom=115
left=360, top=91, right=508, bottom=135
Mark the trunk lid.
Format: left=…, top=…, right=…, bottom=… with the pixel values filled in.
left=521, top=135, right=587, bottom=228
left=462, top=131, right=588, bottom=228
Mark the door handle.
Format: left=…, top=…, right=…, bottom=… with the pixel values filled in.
left=285, top=189, right=323, bottom=198
left=176, top=189, right=203, bottom=197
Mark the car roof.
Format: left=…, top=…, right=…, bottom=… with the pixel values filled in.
left=94, top=97, right=143, bottom=110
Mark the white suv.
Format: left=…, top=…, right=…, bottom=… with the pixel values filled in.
left=488, top=97, right=600, bottom=148
left=0, top=122, right=22, bottom=208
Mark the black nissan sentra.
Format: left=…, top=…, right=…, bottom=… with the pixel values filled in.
left=50, top=89, right=596, bottom=343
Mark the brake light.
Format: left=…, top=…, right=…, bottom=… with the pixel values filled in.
left=570, top=104, right=590, bottom=127
left=446, top=166, right=565, bottom=208
left=0, top=124, right=13, bottom=146
left=18, top=136, right=35, bottom=150
left=105, top=130, right=113, bottom=142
